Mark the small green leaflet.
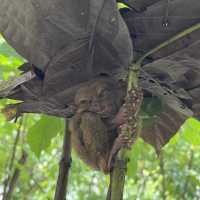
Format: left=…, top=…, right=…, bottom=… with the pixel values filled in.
left=27, top=115, right=64, bottom=158
left=117, top=3, right=129, bottom=9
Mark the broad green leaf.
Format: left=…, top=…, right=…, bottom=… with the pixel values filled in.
left=27, top=115, right=64, bottom=157
left=166, top=118, right=200, bottom=147
left=127, top=141, right=140, bottom=177
left=0, top=42, right=23, bottom=58
left=127, top=138, right=154, bottom=177
left=182, top=118, right=200, bottom=145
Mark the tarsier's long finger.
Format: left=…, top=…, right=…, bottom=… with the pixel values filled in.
left=113, top=89, right=143, bottom=128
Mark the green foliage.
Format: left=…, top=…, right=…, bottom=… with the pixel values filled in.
left=166, top=118, right=200, bottom=146
left=27, top=115, right=64, bottom=157
left=127, top=138, right=155, bottom=177
left=117, top=3, right=129, bottom=9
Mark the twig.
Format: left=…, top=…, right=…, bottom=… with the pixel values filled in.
left=54, top=119, right=72, bottom=200
left=3, top=150, right=28, bottom=200
left=8, top=118, right=23, bottom=172
left=2, top=118, right=23, bottom=200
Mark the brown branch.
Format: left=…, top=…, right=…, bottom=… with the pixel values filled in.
left=107, top=160, right=127, bottom=200
left=2, top=118, right=23, bottom=200
left=3, top=150, right=28, bottom=200
left=54, top=119, right=72, bottom=200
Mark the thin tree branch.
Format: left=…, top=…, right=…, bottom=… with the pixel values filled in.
left=2, top=118, right=23, bottom=200
left=54, top=119, right=72, bottom=200
left=3, top=150, right=28, bottom=200
left=8, top=118, right=23, bottom=172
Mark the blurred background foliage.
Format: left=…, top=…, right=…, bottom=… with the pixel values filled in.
left=0, top=35, right=200, bottom=200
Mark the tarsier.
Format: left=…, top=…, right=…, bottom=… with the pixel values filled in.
left=69, top=77, right=142, bottom=173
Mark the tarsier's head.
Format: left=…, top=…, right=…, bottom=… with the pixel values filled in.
left=74, top=78, right=126, bottom=118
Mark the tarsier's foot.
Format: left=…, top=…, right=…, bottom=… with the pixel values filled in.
left=107, top=133, right=134, bottom=171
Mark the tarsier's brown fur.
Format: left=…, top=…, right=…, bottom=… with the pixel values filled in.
left=69, top=78, right=129, bottom=173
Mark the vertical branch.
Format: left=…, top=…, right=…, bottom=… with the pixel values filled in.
left=54, top=119, right=72, bottom=200
left=2, top=117, right=23, bottom=200
left=3, top=150, right=28, bottom=200
left=109, top=60, right=143, bottom=200
left=109, top=117, right=142, bottom=200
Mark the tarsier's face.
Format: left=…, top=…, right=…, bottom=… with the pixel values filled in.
left=75, top=78, right=124, bottom=118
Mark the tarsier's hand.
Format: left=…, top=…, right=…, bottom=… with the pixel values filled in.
left=111, top=89, right=143, bottom=126
left=117, top=88, right=143, bottom=134
left=107, top=88, right=143, bottom=170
